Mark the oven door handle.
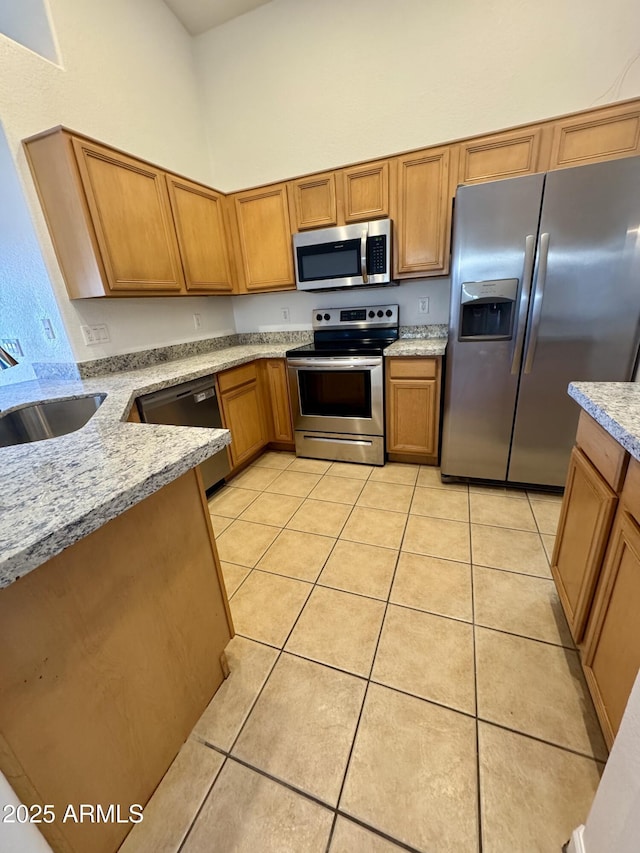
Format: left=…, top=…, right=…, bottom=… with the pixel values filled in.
left=287, top=357, right=381, bottom=369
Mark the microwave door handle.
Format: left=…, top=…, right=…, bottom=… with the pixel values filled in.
left=360, top=229, right=368, bottom=283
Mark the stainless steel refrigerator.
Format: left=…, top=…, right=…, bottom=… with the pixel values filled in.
left=441, top=156, right=640, bottom=488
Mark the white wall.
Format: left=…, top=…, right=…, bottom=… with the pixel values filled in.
left=194, top=0, right=640, bottom=191
left=0, top=0, right=234, bottom=371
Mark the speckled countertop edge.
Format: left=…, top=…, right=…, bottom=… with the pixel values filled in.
left=0, top=343, right=295, bottom=588
left=569, top=381, right=640, bottom=461
left=385, top=337, right=447, bottom=356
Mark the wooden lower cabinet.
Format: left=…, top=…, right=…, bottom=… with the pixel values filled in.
left=217, top=362, right=269, bottom=468
left=386, top=357, right=441, bottom=464
left=551, top=447, right=617, bottom=643
left=263, top=359, right=294, bottom=444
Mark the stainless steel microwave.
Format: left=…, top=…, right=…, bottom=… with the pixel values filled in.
left=293, top=218, right=394, bottom=291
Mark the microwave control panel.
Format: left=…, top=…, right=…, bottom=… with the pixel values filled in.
left=367, top=235, right=387, bottom=275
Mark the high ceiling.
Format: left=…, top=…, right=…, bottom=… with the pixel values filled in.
left=163, top=0, right=273, bottom=35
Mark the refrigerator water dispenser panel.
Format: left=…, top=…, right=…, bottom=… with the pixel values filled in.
left=459, top=279, right=518, bottom=341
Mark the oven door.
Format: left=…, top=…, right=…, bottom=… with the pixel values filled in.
left=287, top=356, right=384, bottom=436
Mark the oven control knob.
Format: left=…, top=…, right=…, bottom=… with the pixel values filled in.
left=386, top=309, right=393, bottom=317
left=377, top=310, right=383, bottom=317
left=316, top=313, right=323, bottom=322
left=368, top=310, right=375, bottom=318
left=324, top=313, right=330, bottom=321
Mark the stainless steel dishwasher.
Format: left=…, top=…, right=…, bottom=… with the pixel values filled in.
left=137, top=374, right=230, bottom=492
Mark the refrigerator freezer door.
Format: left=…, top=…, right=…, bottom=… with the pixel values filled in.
left=441, top=173, right=545, bottom=480
left=509, top=157, right=640, bottom=487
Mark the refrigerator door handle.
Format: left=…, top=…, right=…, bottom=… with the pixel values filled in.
left=523, top=232, right=550, bottom=375
left=510, top=234, right=536, bottom=375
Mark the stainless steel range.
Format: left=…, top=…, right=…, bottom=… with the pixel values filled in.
left=286, top=304, right=399, bottom=465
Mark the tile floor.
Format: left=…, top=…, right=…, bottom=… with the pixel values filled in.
left=121, top=453, right=606, bottom=853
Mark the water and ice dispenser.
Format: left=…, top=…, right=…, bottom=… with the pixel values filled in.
left=458, top=279, right=518, bottom=341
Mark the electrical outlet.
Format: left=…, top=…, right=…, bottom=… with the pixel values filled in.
left=193, top=313, right=202, bottom=330
left=280, top=307, right=290, bottom=323
left=41, top=318, right=56, bottom=340
left=0, top=338, right=23, bottom=356
left=81, top=324, right=110, bottom=345
left=418, top=297, right=429, bottom=314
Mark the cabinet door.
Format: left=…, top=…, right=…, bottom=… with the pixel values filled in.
left=582, top=508, right=640, bottom=747
left=551, top=447, right=618, bottom=643
left=218, top=372, right=268, bottom=468
left=232, top=184, right=295, bottom=292
left=550, top=101, right=640, bottom=170
left=264, top=359, right=294, bottom=443
left=458, top=127, right=543, bottom=185
left=166, top=176, right=233, bottom=293
left=386, top=359, right=440, bottom=460
left=71, top=138, right=185, bottom=293
left=289, top=172, right=337, bottom=230
left=341, top=160, right=389, bottom=223
left=393, top=146, right=451, bottom=277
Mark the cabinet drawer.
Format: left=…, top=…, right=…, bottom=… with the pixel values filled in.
left=388, top=358, right=437, bottom=380
left=217, top=362, right=258, bottom=394
left=576, top=411, right=628, bottom=492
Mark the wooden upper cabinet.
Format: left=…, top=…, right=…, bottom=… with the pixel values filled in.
left=231, top=183, right=295, bottom=293
left=550, top=101, right=640, bottom=170
left=165, top=176, right=233, bottom=293
left=340, top=160, right=389, bottom=223
left=458, top=127, right=543, bottom=185
left=289, top=172, right=337, bottom=230
left=71, top=138, right=185, bottom=294
left=393, top=146, right=451, bottom=278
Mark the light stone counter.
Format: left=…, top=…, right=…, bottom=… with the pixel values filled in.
left=385, top=338, right=448, bottom=357
left=0, top=343, right=294, bottom=588
left=569, top=381, right=640, bottom=461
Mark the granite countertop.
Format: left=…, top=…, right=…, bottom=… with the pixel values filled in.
left=385, top=338, right=447, bottom=357
left=569, top=382, right=640, bottom=461
left=0, top=343, right=293, bottom=589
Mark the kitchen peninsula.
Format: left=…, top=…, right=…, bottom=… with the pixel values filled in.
left=0, top=340, right=298, bottom=853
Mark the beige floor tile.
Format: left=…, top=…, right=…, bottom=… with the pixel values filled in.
left=356, top=480, right=414, bottom=513
left=229, top=465, right=281, bottom=491
left=286, top=587, right=385, bottom=676
left=230, top=570, right=311, bottom=646
left=372, top=605, right=476, bottom=714
left=390, top=552, right=472, bottom=621
left=475, top=627, right=607, bottom=759
left=207, top=486, right=258, bottom=518
left=410, top=486, right=469, bottom=521
left=340, top=683, right=478, bottom=852
left=330, top=817, right=407, bottom=852
left=368, top=462, right=419, bottom=486
left=239, top=491, right=303, bottom=526
left=233, top=654, right=366, bottom=805
left=471, top=525, right=551, bottom=578
left=215, top=519, right=280, bottom=567
left=119, top=739, right=224, bottom=853
left=530, top=498, right=562, bottom=535
left=542, top=533, right=556, bottom=563
left=288, top=457, right=332, bottom=474
left=257, top=529, right=336, bottom=582
left=251, top=450, right=296, bottom=469
left=308, top=475, right=366, bottom=504
left=527, top=489, right=564, bottom=503
left=470, top=493, right=537, bottom=531
left=209, top=514, right=233, bottom=535
left=340, top=506, right=407, bottom=549
left=403, top=515, right=471, bottom=563
left=220, top=562, right=250, bottom=598
left=318, top=540, right=397, bottom=600
left=192, top=636, right=278, bottom=751
left=417, top=466, right=468, bottom=491
left=469, top=484, right=527, bottom=499
left=473, top=565, right=574, bottom=647
left=264, top=469, right=322, bottom=497
left=479, top=723, right=602, bottom=853
left=182, top=760, right=333, bottom=853
left=326, top=461, right=373, bottom=480
left=286, top=498, right=352, bottom=537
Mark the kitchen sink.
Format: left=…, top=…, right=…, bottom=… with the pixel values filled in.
left=0, top=394, right=106, bottom=447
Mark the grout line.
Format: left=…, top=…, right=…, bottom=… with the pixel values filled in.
left=468, top=483, right=484, bottom=853
left=176, top=754, right=228, bottom=853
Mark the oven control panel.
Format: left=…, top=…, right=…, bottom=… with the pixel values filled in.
left=312, top=304, right=398, bottom=330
